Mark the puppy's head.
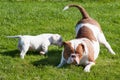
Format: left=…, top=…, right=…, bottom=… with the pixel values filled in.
left=51, top=34, right=63, bottom=47
left=63, top=41, right=85, bottom=65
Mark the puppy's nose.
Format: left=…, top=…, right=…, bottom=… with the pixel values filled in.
left=71, top=55, right=76, bottom=58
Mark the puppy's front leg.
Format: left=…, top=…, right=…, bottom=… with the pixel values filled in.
left=40, top=44, right=49, bottom=55
left=84, top=62, right=95, bottom=72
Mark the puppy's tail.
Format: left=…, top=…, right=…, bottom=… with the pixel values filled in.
left=63, top=4, right=90, bottom=19
left=7, top=35, right=22, bottom=39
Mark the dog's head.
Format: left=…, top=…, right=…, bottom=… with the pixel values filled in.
left=51, top=34, right=63, bottom=47
left=62, top=40, right=86, bottom=65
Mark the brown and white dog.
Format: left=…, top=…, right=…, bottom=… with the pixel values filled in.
left=57, top=4, right=115, bottom=72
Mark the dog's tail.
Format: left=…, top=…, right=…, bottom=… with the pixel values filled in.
left=7, top=35, right=22, bottom=39
left=63, top=4, right=90, bottom=19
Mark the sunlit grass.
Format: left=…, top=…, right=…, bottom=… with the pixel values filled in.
left=0, top=0, right=120, bottom=80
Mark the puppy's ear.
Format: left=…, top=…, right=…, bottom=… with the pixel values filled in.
left=51, top=34, right=60, bottom=40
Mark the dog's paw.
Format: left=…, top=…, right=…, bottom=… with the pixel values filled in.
left=20, top=54, right=24, bottom=59
left=84, top=66, right=90, bottom=72
left=111, top=51, right=116, bottom=55
left=57, top=64, right=62, bottom=68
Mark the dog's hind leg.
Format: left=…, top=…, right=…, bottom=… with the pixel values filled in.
left=98, top=33, right=115, bottom=55
left=20, top=44, right=29, bottom=59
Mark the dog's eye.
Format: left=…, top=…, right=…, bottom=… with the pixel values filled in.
left=67, top=53, right=70, bottom=55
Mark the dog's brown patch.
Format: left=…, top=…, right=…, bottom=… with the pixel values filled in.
left=76, top=26, right=96, bottom=41
left=75, top=44, right=84, bottom=58
left=77, top=18, right=102, bottom=31
left=83, top=39, right=95, bottom=62
left=63, top=42, right=74, bottom=60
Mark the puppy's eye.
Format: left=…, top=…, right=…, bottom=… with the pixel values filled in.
left=58, top=38, right=62, bottom=42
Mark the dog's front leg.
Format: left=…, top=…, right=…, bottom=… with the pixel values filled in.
left=57, top=58, right=66, bottom=68
left=57, top=51, right=66, bottom=68
left=84, top=62, right=95, bottom=72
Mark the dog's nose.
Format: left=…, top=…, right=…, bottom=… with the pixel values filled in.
left=71, top=55, right=76, bottom=58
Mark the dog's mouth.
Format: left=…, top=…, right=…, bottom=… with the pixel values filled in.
left=72, top=59, right=77, bottom=65
left=67, top=57, right=80, bottom=65
left=73, top=59, right=80, bottom=65
left=72, top=54, right=80, bottom=64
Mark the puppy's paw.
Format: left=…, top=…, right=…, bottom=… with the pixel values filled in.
left=40, top=51, right=46, bottom=55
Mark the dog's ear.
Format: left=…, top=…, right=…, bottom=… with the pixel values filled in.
left=62, top=41, right=71, bottom=47
left=63, top=41, right=69, bottom=45
left=76, top=44, right=85, bottom=56
left=81, top=43, right=88, bottom=54
left=81, top=44, right=85, bottom=52
left=62, top=41, right=67, bottom=45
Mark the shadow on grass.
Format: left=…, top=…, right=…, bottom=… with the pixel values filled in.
left=32, top=49, right=78, bottom=68
left=0, top=49, right=19, bottom=58
left=32, top=49, right=62, bottom=67
left=0, top=49, right=40, bottom=58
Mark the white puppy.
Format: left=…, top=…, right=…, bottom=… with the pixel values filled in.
left=7, top=34, right=62, bottom=59
left=57, top=4, right=115, bottom=72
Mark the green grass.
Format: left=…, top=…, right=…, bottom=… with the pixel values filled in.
left=0, top=0, right=120, bottom=80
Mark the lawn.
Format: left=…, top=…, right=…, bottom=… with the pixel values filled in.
left=0, top=0, right=120, bottom=80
